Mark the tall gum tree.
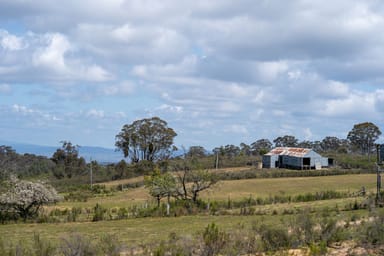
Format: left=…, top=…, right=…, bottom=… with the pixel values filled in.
left=115, top=117, right=177, bottom=163
left=347, top=122, right=382, bottom=159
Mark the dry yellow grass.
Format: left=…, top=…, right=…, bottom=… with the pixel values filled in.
left=55, top=173, right=377, bottom=209
left=98, top=167, right=253, bottom=188
left=98, top=176, right=145, bottom=188
left=203, top=174, right=376, bottom=200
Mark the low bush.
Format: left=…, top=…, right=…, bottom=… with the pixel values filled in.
left=359, top=209, right=384, bottom=246
left=64, top=191, right=92, bottom=202
left=92, top=203, right=108, bottom=222
left=202, top=223, right=228, bottom=256
left=255, top=224, right=291, bottom=252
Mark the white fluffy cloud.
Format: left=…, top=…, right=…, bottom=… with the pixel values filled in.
left=0, top=30, right=25, bottom=50
left=1, top=0, right=384, bottom=148
left=0, top=31, right=112, bottom=84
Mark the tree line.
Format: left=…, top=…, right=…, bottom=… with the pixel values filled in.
left=114, top=118, right=381, bottom=162
left=0, top=119, right=381, bottom=181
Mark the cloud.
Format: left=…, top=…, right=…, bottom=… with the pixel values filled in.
left=156, top=104, right=183, bottom=114
left=0, top=84, right=11, bottom=94
left=32, top=33, right=70, bottom=72
left=1, top=0, right=384, bottom=148
left=0, top=30, right=112, bottom=84
left=0, top=30, right=25, bottom=50
left=224, top=124, right=248, bottom=134
left=32, top=33, right=113, bottom=82
left=100, top=82, right=136, bottom=96
left=320, top=91, right=376, bottom=118
left=11, top=104, right=60, bottom=122
left=86, top=109, right=105, bottom=119
left=74, top=22, right=190, bottom=66
left=12, top=104, right=34, bottom=114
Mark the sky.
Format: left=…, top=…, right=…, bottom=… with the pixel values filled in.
left=1, top=0, right=384, bottom=150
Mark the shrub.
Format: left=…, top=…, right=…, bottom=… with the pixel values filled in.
left=152, top=232, right=197, bottom=256
left=64, top=190, right=92, bottom=202
left=309, top=241, right=327, bottom=256
left=319, top=218, right=347, bottom=246
left=202, top=223, right=227, bottom=256
left=255, top=224, right=291, bottom=252
left=117, top=207, right=128, bottom=219
left=0, top=177, right=61, bottom=221
left=290, top=210, right=316, bottom=245
left=67, top=207, right=82, bottom=222
left=92, top=203, right=107, bottom=222
left=98, top=234, right=122, bottom=256
left=59, top=233, right=96, bottom=256
left=32, top=233, right=56, bottom=256
left=360, top=210, right=384, bottom=245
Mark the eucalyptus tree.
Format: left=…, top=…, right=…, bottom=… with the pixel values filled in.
left=240, top=143, right=252, bottom=156
left=297, top=140, right=314, bottom=149
left=273, top=135, right=298, bottom=147
left=320, top=136, right=342, bottom=152
left=251, top=139, right=272, bottom=155
left=51, top=141, right=86, bottom=178
left=187, top=146, right=207, bottom=159
left=115, top=117, right=177, bottom=163
left=347, top=122, right=381, bottom=158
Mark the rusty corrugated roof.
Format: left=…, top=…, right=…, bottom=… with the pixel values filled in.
left=265, top=147, right=311, bottom=157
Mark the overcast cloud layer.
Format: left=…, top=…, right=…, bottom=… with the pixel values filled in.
left=1, top=0, right=384, bottom=149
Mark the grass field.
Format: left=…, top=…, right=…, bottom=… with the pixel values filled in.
left=203, top=173, right=377, bottom=200
left=97, top=167, right=252, bottom=188
left=0, top=172, right=379, bottom=253
left=57, top=173, right=377, bottom=209
left=0, top=206, right=369, bottom=249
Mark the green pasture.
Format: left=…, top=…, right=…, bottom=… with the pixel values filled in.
left=0, top=205, right=369, bottom=249
left=204, top=174, right=377, bottom=200
left=57, top=174, right=377, bottom=209
left=0, top=215, right=274, bottom=248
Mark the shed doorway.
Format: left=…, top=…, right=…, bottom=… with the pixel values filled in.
left=303, top=157, right=310, bottom=169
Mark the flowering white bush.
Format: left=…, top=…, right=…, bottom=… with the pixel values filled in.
left=0, top=177, right=61, bottom=221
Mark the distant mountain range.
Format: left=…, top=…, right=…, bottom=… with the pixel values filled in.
left=0, top=140, right=125, bottom=163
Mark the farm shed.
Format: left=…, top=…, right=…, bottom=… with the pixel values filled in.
left=262, top=147, right=331, bottom=169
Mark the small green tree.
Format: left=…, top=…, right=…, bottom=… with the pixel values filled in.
left=175, top=168, right=218, bottom=203
left=189, top=169, right=218, bottom=203
left=145, top=170, right=177, bottom=207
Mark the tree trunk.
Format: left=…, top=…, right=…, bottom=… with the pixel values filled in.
left=192, top=190, right=198, bottom=203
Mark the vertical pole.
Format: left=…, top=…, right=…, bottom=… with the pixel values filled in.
left=166, top=203, right=170, bottom=216
left=215, top=152, right=219, bottom=170
left=376, top=145, right=381, bottom=204
left=90, top=157, right=93, bottom=189
left=377, top=165, right=380, bottom=202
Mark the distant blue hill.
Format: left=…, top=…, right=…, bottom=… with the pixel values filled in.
left=0, top=140, right=125, bottom=164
